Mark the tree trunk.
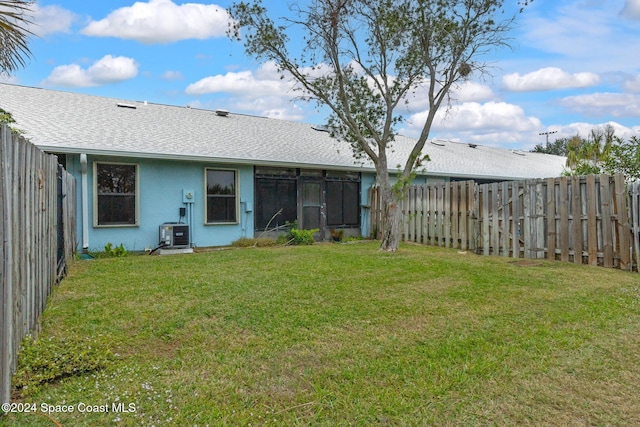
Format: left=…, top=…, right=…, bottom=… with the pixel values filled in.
left=379, top=184, right=404, bottom=252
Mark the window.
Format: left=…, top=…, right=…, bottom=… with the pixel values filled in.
left=255, top=167, right=296, bottom=230
left=326, top=172, right=360, bottom=226
left=94, top=162, right=138, bottom=226
left=206, top=169, right=237, bottom=223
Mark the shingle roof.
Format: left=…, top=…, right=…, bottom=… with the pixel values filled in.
left=0, top=83, right=566, bottom=180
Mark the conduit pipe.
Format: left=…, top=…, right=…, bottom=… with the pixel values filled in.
left=80, top=153, right=89, bottom=252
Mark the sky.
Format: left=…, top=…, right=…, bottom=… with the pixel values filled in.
left=2, top=0, right=640, bottom=151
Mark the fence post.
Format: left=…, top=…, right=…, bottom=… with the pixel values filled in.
left=451, top=182, right=459, bottom=249
left=599, top=174, right=614, bottom=268
left=1, top=125, right=15, bottom=408
left=459, top=182, right=467, bottom=250
left=586, top=175, right=598, bottom=266
left=571, top=177, right=583, bottom=263
left=546, top=177, right=557, bottom=260
left=614, top=174, right=631, bottom=271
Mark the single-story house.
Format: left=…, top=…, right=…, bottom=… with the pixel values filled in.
left=1, top=83, right=566, bottom=252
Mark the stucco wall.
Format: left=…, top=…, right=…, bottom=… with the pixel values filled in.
left=66, top=154, right=254, bottom=252
left=64, top=154, right=379, bottom=252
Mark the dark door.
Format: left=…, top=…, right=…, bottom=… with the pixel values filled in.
left=300, top=179, right=324, bottom=238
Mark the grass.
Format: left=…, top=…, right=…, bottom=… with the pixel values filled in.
left=3, top=242, right=640, bottom=426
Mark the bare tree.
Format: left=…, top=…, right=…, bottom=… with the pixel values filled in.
left=0, top=0, right=34, bottom=75
left=229, top=0, right=532, bottom=251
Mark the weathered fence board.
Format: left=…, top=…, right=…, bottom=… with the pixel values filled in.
left=370, top=173, right=636, bottom=272
left=1, top=125, right=76, bottom=409
left=630, top=181, right=640, bottom=272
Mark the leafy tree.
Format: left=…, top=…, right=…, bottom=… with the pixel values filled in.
left=603, top=136, right=640, bottom=181
left=228, top=0, right=532, bottom=251
left=564, top=125, right=615, bottom=176
left=0, top=0, right=34, bottom=75
left=0, top=106, right=15, bottom=124
left=0, top=106, right=22, bottom=133
left=531, top=138, right=569, bottom=156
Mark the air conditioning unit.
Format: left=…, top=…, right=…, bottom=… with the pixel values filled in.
left=159, top=223, right=190, bottom=248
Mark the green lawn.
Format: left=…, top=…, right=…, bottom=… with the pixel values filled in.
left=3, top=242, right=640, bottom=426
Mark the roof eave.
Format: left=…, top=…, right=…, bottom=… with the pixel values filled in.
left=37, top=145, right=380, bottom=173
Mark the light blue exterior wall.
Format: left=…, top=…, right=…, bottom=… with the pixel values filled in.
left=63, top=154, right=379, bottom=252
left=66, top=154, right=254, bottom=252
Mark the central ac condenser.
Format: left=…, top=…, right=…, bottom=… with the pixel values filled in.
left=159, top=223, right=190, bottom=248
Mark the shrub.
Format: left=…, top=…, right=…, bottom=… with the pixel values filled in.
left=277, top=221, right=318, bottom=245
left=288, top=227, right=319, bottom=245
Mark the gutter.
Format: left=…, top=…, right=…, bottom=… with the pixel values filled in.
left=41, top=146, right=561, bottom=181
left=80, top=153, right=89, bottom=252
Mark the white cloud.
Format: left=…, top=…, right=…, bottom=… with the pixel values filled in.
left=620, top=0, right=640, bottom=19
left=185, top=61, right=312, bottom=119
left=559, top=92, right=640, bottom=117
left=624, top=75, right=640, bottom=92
left=42, top=55, right=139, bottom=87
left=402, top=81, right=495, bottom=112
left=452, top=81, right=495, bottom=103
left=400, top=101, right=543, bottom=148
left=162, top=70, right=184, bottom=81
left=188, top=96, right=307, bottom=122
left=260, top=107, right=306, bottom=122
left=81, top=0, right=231, bottom=44
left=186, top=63, right=295, bottom=97
left=408, top=102, right=541, bottom=133
left=27, top=4, right=76, bottom=37
left=503, top=67, right=600, bottom=92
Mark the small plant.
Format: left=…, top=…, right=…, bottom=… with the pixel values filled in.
left=104, top=242, right=128, bottom=257
left=279, top=221, right=318, bottom=245
left=12, top=334, right=114, bottom=397
left=289, top=227, right=319, bottom=245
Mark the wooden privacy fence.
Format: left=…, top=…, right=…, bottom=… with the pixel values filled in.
left=369, top=173, right=636, bottom=271
left=1, top=125, right=77, bottom=408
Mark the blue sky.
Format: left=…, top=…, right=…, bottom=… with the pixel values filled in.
left=3, top=0, right=640, bottom=150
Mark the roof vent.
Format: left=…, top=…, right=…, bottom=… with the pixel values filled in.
left=312, top=125, right=330, bottom=132
left=116, top=102, right=137, bottom=109
left=430, top=140, right=446, bottom=146
left=468, top=143, right=478, bottom=148
left=512, top=150, right=526, bottom=156
left=215, top=109, right=229, bottom=117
